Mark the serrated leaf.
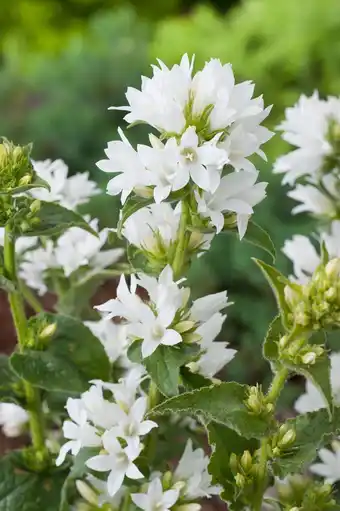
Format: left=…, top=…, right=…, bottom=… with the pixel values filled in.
left=0, top=451, right=65, bottom=510
left=253, top=258, right=291, bottom=329
left=151, top=382, right=274, bottom=439
left=128, top=342, right=200, bottom=397
left=10, top=313, right=110, bottom=393
left=263, top=315, right=284, bottom=363
left=226, top=221, right=276, bottom=262
left=208, top=422, right=258, bottom=504
left=271, top=407, right=340, bottom=477
left=0, top=354, right=21, bottom=403
left=180, top=367, right=212, bottom=390
left=117, top=196, right=154, bottom=238
left=17, top=202, right=97, bottom=237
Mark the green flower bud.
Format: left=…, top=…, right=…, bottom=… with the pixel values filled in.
left=162, top=470, right=173, bottom=490
left=279, top=429, right=296, bottom=447
left=235, top=473, right=246, bottom=488
left=289, top=507, right=300, bottom=511
left=229, top=453, right=239, bottom=475
left=75, top=480, right=98, bottom=506
left=0, top=138, right=34, bottom=192
left=240, top=450, right=252, bottom=473
left=29, top=199, right=41, bottom=214
left=325, top=258, right=340, bottom=279
left=39, top=323, right=57, bottom=340
left=301, top=352, right=317, bottom=365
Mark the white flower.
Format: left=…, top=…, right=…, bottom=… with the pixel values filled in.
left=193, top=313, right=236, bottom=378
left=0, top=403, right=28, bottom=437
left=0, top=228, right=36, bottom=253
left=86, top=433, right=143, bottom=496
left=56, top=398, right=101, bottom=466
left=82, top=475, right=126, bottom=509
left=111, top=396, right=158, bottom=442
left=190, top=291, right=229, bottom=322
left=111, top=54, right=193, bottom=134
left=80, top=383, right=124, bottom=430
left=294, top=352, right=340, bottom=413
left=85, top=318, right=129, bottom=365
left=310, top=442, right=340, bottom=484
left=174, top=439, right=221, bottom=499
left=274, top=92, right=335, bottom=184
left=282, top=235, right=321, bottom=284
left=31, top=159, right=100, bottom=209
left=97, top=128, right=154, bottom=204
left=132, top=477, right=179, bottom=511
left=96, top=267, right=185, bottom=358
left=123, top=202, right=180, bottom=253
left=19, top=240, right=57, bottom=295
left=54, top=217, right=123, bottom=277
left=195, top=171, right=267, bottom=237
left=288, top=176, right=338, bottom=217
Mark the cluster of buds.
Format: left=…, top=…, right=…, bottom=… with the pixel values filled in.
left=230, top=450, right=257, bottom=489
left=268, top=424, right=296, bottom=458
left=244, top=385, right=274, bottom=416
left=277, top=475, right=336, bottom=511
left=284, top=258, right=340, bottom=331
left=0, top=139, right=34, bottom=193
left=279, top=335, right=326, bottom=367
left=25, top=316, right=57, bottom=350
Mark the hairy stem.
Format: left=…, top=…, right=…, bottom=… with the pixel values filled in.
left=253, top=367, right=289, bottom=511
left=4, top=226, right=48, bottom=462
left=172, top=201, right=190, bottom=279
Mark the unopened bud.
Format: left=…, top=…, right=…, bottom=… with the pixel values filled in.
left=235, top=473, right=245, bottom=488
left=29, top=199, right=41, bottom=213
left=279, top=335, right=289, bottom=349
left=75, top=480, right=97, bottom=506
left=325, top=287, right=337, bottom=301
left=240, top=450, right=252, bottom=473
left=301, top=352, right=317, bottom=365
left=272, top=447, right=281, bottom=457
left=230, top=453, right=238, bottom=475
left=326, top=258, right=340, bottom=279
left=175, top=320, right=196, bottom=333
left=18, top=174, right=32, bottom=186
left=284, top=285, right=302, bottom=309
left=289, top=507, right=300, bottom=511
left=162, top=470, right=173, bottom=490
left=172, top=481, right=186, bottom=492
left=39, top=323, right=57, bottom=340
left=176, top=505, right=201, bottom=511
left=280, top=429, right=296, bottom=447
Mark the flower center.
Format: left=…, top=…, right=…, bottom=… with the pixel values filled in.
left=152, top=324, right=165, bottom=340
left=181, top=147, right=197, bottom=163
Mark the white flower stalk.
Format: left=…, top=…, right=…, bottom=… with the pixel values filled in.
left=0, top=403, right=29, bottom=437
left=85, top=317, right=130, bottom=366
left=132, top=477, right=179, bottom=511
left=195, top=171, right=267, bottom=237
left=112, top=55, right=272, bottom=164
left=31, top=158, right=100, bottom=209
left=310, top=441, right=340, bottom=484
left=294, top=352, right=340, bottom=413
left=173, top=439, right=221, bottom=499
left=274, top=92, right=340, bottom=184
left=86, top=434, right=143, bottom=496
left=283, top=221, right=340, bottom=283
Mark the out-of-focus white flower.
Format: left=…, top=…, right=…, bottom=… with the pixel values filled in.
left=132, top=477, right=179, bottom=511
left=19, top=240, right=57, bottom=295
left=283, top=221, right=340, bottom=284
left=86, top=434, right=143, bottom=496
left=294, top=352, right=340, bottom=413
left=85, top=318, right=129, bottom=365
left=288, top=175, right=338, bottom=217
left=0, top=228, right=37, bottom=253
left=31, top=159, right=100, bottom=209
left=274, top=92, right=336, bottom=184
left=195, top=171, right=267, bottom=237
left=54, top=217, right=123, bottom=277
left=190, top=291, right=229, bottom=322
left=310, top=442, right=340, bottom=484
left=173, top=439, right=221, bottom=499
left=94, top=365, right=146, bottom=410
left=80, top=383, right=123, bottom=431
left=96, top=266, right=185, bottom=358
left=56, top=398, right=101, bottom=466
left=0, top=403, right=29, bottom=437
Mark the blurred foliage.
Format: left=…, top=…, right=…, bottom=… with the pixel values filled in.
left=1, top=0, right=339, bottom=409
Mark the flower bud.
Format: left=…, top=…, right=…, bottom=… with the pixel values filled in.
left=235, top=473, right=245, bottom=488
left=240, top=450, right=252, bottom=473
left=39, top=323, right=57, bottom=340
left=162, top=470, right=173, bottom=490
left=18, top=174, right=32, bottom=186
left=279, top=335, right=289, bottom=349
left=75, top=480, right=98, bottom=506
left=176, top=504, right=201, bottom=511
left=284, top=284, right=302, bottom=309
left=29, top=199, right=41, bottom=214
left=301, top=351, right=317, bottom=365
left=280, top=429, right=296, bottom=447
left=325, top=258, right=340, bottom=279
left=0, top=138, right=34, bottom=192
left=229, top=453, right=238, bottom=475
left=289, top=507, right=300, bottom=511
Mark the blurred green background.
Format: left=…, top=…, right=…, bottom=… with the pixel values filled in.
left=1, top=0, right=339, bottom=407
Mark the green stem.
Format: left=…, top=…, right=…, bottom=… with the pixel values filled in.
left=172, top=201, right=190, bottom=279
left=4, top=226, right=48, bottom=462
left=19, top=281, right=44, bottom=313
left=252, top=367, right=289, bottom=511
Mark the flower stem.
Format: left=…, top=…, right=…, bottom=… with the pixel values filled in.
left=172, top=201, right=190, bottom=279
left=19, top=281, right=44, bottom=313
left=4, top=226, right=48, bottom=463
left=253, top=367, right=289, bottom=511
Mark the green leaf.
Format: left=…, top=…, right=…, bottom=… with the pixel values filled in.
left=237, top=221, right=276, bottom=262
left=208, top=422, right=258, bottom=504
left=263, top=315, right=284, bottom=363
left=0, top=354, right=21, bottom=403
left=0, top=175, right=51, bottom=196
left=18, top=202, right=97, bottom=237
left=128, top=341, right=200, bottom=397
left=117, top=195, right=154, bottom=238
left=0, top=274, right=16, bottom=292
left=151, top=382, right=274, bottom=439
left=271, top=407, right=340, bottom=477
left=253, top=258, right=291, bottom=329
left=0, top=452, right=65, bottom=510
left=180, top=366, right=212, bottom=390
left=10, top=313, right=110, bottom=393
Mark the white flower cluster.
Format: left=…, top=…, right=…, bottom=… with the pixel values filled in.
left=19, top=217, right=123, bottom=295
left=31, top=158, right=100, bottom=210
left=85, top=316, right=130, bottom=367
left=98, top=55, right=271, bottom=239
left=274, top=92, right=340, bottom=217
left=96, top=265, right=235, bottom=376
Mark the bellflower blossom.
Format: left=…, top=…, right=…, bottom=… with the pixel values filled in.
left=195, top=171, right=267, bottom=237
left=31, top=158, right=100, bottom=209
left=85, top=317, right=130, bottom=366
left=287, top=174, right=339, bottom=217
left=132, top=478, right=179, bottom=511
left=310, top=441, right=340, bottom=485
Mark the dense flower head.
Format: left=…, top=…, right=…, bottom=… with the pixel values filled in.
left=19, top=216, right=123, bottom=294
left=31, top=159, right=100, bottom=210
left=0, top=138, right=34, bottom=191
